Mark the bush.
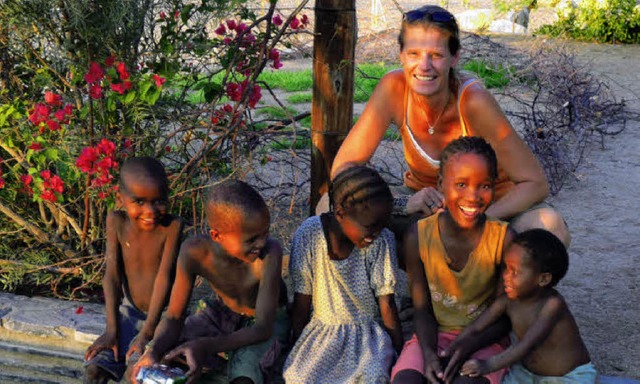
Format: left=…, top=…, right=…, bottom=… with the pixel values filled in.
left=535, top=0, right=640, bottom=43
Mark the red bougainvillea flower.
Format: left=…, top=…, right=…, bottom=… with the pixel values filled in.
left=44, top=91, right=63, bottom=106
left=21, top=174, right=33, bottom=186
left=116, top=62, right=130, bottom=80
left=236, top=23, right=247, bottom=33
left=272, top=14, right=283, bottom=26
left=159, top=11, right=167, bottom=20
left=41, top=190, right=56, bottom=202
left=0, top=177, right=5, bottom=189
left=301, top=14, right=309, bottom=26
left=174, top=10, right=180, bottom=19
left=76, top=147, right=99, bottom=173
left=89, top=84, right=103, bottom=99
left=85, top=62, right=105, bottom=84
left=290, top=17, right=301, bottom=30
left=105, top=54, right=116, bottom=67
left=75, top=306, right=84, bottom=314
left=96, top=138, right=116, bottom=155
left=44, top=175, right=65, bottom=194
left=223, top=37, right=232, bottom=45
left=29, top=103, right=51, bottom=125
left=110, top=83, right=126, bottom=94
left=226, top=82, right=242, bottom=101
left=152, top=74, right=166, bottom=88
left=123, top=139, right=132, bottom=148
left=54, top=109, right=68, bottom=123
left=28, top=142, right=43, bottom=151
left=248, top=84, right=262, bottom=108
left=124, top=81, right=133, bottom=91
left=223, top=104, right=233, bottom=113
left=214, top=24, right=226, bottom=35
left=226, top=19, right=237, bottom=30
left=46, top=119, right=61, bottom=131
left=64, top=104, right=74, bottom=116
left=40, top=170, right=51, bottom=180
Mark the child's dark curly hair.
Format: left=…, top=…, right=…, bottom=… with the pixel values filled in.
left=119, top=157, right=169, bottom=196
left=329, top=165, right=393, bottom=213
left=439, top=136, right=498, bottom=181
left=513, top=229, right=568, bottom=287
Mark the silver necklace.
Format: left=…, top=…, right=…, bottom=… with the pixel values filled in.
left=425, top=102, right=446, bottom=135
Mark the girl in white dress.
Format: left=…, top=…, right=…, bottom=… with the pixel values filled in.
left=284, top=165, right=403, bottom=384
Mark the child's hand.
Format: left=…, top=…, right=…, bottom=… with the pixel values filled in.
left=423, top=353, right=445, bottom=384
left=84, top=332, right=118, bottom=361
left=164, top=338, right=212, bottom=384
left=439, top=337, right=473, bottom=382
left=130, top=349, right=158, bottom=383
left=460, top=358, right=490, bottom=377
left=126, top=333, right=151, bottom=362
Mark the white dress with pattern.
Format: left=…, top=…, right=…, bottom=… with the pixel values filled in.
left=283, top=216, right=398, bottom=384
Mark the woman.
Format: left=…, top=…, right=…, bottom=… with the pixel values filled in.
left=331, top=5, right=570, bottom=247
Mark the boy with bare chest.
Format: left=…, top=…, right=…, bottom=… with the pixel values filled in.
left=132, top=179, right=288, bottom=384
left=84, top=157, right=183, bottom=383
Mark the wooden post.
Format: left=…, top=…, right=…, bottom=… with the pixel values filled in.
left=310, top=0, right=356, bottom=215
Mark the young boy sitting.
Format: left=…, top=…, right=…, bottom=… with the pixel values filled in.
left=458, top=229, right=596, bottom=383
left=84, top=157, right=183, bottom=383
left=132, top=179, right=288, bottom=384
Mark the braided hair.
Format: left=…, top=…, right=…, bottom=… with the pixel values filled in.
left=329, top=165, right=393, bottom=213
left=439, top=136, right=498, bottom=181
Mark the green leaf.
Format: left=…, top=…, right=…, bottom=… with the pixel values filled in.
left=140, top=81, right=153, bottom=99
left=147, top=89, right=161, bottom=105
left=43, top=148, right=59, bottom=161
left=124, top=91, right=137, bottom=105
left=182, top=4, right=195, bottom=23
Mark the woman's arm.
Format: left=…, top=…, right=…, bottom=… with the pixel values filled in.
left=291, top=293, right=312, bottom=342
left=331, top=71, right=403, bottom=178
left=379, top=294, right=404, bottom=353
left=462, top=84, right=549, bottom=219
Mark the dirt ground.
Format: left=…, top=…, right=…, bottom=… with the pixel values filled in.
left=270, top=34, right=640, bottom=379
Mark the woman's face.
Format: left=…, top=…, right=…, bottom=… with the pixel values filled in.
left=400, top=25, right=459, bottom=98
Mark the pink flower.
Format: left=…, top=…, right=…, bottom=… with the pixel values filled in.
left=89, top=84, right=103, bottom=99
left=152, top=74, right=166, bottom=88
left=272, top=14, right=283, bottom=26
left=236, top=23, right=247, bottom=33
left=290, top=17, right=301, bottom=30
left=29, top=103, right=51, bottom=125
left=44, top=91, right=62, bottom=106
left=174, top=10, right=180, bottom=19
left=0, top=177, right=4, bottom=189
left=123, top=139, right=132, bottom=148
left=105, top=54, right=116, bottom=67
left=165, top=146, right=171, bottom=153
left=226, top=19, right=237, bottom=30
left=159, top=11, right=166, bottom=20
left=41, top=190, right=57, bottom=202
left=28, top=142, right=43, bottom=151
left=214, top=24, right=226, bottom=35
left=97, top=139, right=116, bottom=155
left=46, top=119, right=61, bottom=131
left=223, top=37, right=232, bottom=45
left=273, top=59, right=283, bottom=69
left=96, top=157, right=116, bottom=173
left=116, top=62, right=130, bottom=80
left=21, top=174, right=33, bottom=186
left=301, top=14, right=309, bottom=26
left=40, top=170, right=51, bottom=180
left=84, top=62, right=105, bottom=84
left=124, top=80, right=133, bottom=91
left=64, top=104, right=74, bottom=115
left=110, top=83, right=126, bottom=94
left=223, top=104, right=233, bottom=113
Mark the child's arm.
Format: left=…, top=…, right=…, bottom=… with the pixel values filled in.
left=164, top=239, right=283, bottom=380
left=404, top=223, right=443, bottom=383
left=461, top=295, right=565, bottom=377
left=131, top=238, right=197, bottom=381
left=85, top=211, right=122, bottom=361
left=126, top=218, right=183, bottom=361
left=378, top=294, right=403, bottom=353
left=291, top=292, right=312, bottom=342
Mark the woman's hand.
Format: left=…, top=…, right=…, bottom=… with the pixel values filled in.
left=406, top=187, right=444, bottom=216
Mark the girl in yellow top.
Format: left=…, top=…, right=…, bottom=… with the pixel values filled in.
left=391, top=137, right=514, bottom=384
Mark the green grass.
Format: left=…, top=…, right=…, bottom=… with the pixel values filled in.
left=287, top=92, right=313, bottom=104
left=462, top=60, right=512, bottom=89
left=258, top=69, right=313, bottom=92
left=257, top=105, right=298, bottom=119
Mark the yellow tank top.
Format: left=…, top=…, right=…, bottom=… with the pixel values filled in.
left=417, top=213, right=508, bottom=332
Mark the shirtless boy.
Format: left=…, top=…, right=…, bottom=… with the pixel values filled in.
left=84, top=157, right=183, bottom=383
left=132, top=179, right=288, bottom=384
left=458, top=229, right=596, bottom=383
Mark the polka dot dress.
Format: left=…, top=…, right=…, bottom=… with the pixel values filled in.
left=283, top=216, right=397, bottom=384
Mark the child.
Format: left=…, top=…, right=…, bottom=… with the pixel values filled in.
left=391, top=136, right=514, bottom=384
left=84, top=157, right=183, bottom=383
left=131, top=179, right=288, bottom=384
left=284, top=165, right=404, bottom=384
left=459, top=229, right=596, bottom=382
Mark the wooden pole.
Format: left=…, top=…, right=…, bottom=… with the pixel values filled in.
left=310, top=0, right=356, bottom=215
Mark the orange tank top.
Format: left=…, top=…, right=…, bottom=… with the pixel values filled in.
left=399, top=78, right=514, bottom=200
